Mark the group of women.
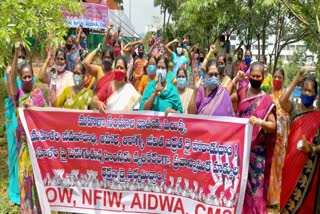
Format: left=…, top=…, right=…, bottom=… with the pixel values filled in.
left=4, top=29, right=320, bottom=214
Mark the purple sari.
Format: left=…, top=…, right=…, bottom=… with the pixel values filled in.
left=237, top=86, right=276, bottom=213
left=196, top=85, right=235, bottom=117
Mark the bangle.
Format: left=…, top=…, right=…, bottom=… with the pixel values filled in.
left=258, top=119, right=263, bottom=127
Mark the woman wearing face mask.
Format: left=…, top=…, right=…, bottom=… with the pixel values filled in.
left=39, top=49, right=74, bottom=99
left=244, top=49, right=252, bottom=75
left=188, top=59, right=234, bottom=116
left=50, top=63, right=93, bottom=110
left=266, top=68, right=290, bottom=210
left=231, top=62, right=277, bottom=214
left=133, top=44, right=148, bottom=90
left=176, top=67, right=193, bottom=113
left=4, top=43, right=27, bottom=207
left=92, top=56, right=141, bottom=112
left=165, top=39, right=189, bottom=76
left=64, top=36, right=81, bottom=72
left=138, top=56, right=157, bottom=95
left=6, top=45, right=47, bottom=213
left=83, top=44, right=115, bottom=93
left=140, top=56, right=183, bottom=114
left=279, top=71, right=320, bottom=214
left=259, top=55, right=273, bottom=94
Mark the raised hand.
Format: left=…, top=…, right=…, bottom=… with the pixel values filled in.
left=210, top=44, right=216, bottom=53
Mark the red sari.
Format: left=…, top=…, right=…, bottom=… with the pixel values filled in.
left=237, top=86, right=276, bottom=213
left=280, top=111, right=320, bottom=214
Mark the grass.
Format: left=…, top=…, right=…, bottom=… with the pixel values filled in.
left=0, top=78, right=19, bottom=214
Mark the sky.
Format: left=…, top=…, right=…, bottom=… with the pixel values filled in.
left=122, top=0, right=162, bottom=35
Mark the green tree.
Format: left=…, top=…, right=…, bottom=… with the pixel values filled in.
left=0, top=0, right=82, bottom=66
left=283, top=51, right=304, bottom=85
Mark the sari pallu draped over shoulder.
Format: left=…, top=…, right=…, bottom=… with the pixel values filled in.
left=280, top=111, right=320, bottom=214
left=237, top=86, right=276, bottom=214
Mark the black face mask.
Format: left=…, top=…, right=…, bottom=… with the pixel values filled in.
left=138, top=52, right=144, bottom=58
left=249, top=78, right=263, bottom=89
left=217, top=63, right=225, bottom=74
left=66, top=44, right=73, bottom=50
left=199, top=57, right=204, bottom=63
left=102, top=59, right=113, bottom=70
left=237, top=54, right=242, bottom=60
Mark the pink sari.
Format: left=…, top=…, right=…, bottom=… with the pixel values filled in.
left=237, top=86, right=276, bottom=213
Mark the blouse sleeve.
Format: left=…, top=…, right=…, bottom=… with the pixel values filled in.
left=139, top=81, right=155, bottom=110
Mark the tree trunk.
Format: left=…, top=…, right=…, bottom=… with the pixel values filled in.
left=257, top=33, right=261, bottom=57
left=262, top=18, right=267, bottom=56
left=163, top=8, right=167, bottom=38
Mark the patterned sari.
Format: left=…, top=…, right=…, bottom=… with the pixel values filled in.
left=237, top=86, right=276, bottom=213
left=55, top=87, right=93, bottom=110
left=16, top=87, right=47, bottom=213
left=268, top=88, right=290, bottom=207
left=280, top=111, right=320, bottom=214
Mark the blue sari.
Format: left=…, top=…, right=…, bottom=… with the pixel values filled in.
left=4, top=71, right=20, bottom=205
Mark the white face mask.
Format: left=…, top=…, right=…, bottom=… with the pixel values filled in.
left=194, top=53, right=199, bottom=59
left=18, top=58, right=24, bottom=64
left=156, top=69, right=167, bottom=83
left=56, top=64, right=66, bottom=73
left=177, top=47, right=183, bottom=55
left=220, top=41, right=224, bottom=47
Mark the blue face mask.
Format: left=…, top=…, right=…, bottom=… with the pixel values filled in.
left=245, top=56, right=251, bottom=64
left=300, top=93, right=316, bottom=107
left=177, top=77, right=187, bottom=89
left=205, top=76, right=219, bottom=89
left=81, top=40, right=87, bottom=48
left=73, top=74, right=83, bottom=86
left=148, top=65, right=156, bottom=74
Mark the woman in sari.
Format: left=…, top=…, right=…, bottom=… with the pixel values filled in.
left=259, top=55, right=273, bottom=94
left=176, top=67, right=193, bottom=113
left=138, top=56, right=157, bottom=95
left=132, top=44, right=148, bottom=90
left=267, top=68, right=290, bottom=210
left=188, top=59, right=234, bottom=117
left=92, top=56, right=141, bottom=112
left=4, top=44, right=27, bottom=206
left=50, top=62, right=93, bottom=110
left=140, top=56, right=183, bottom=114
left=39, top=49, right=74, bottom=99
left=202, top=50, right=231, bottom=88
left=6, top=44, right=47, bottom=213
left=83, top=44, right=114, bottom=93
left=279, top=71, right=320, bottom=214
left=231, top=62, right=277, bottom=213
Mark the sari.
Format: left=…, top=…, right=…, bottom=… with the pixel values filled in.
left=138, top=75, right=150, bottom=95
left=139, top=81, right=183, bottom=113
left=178, top=87, right=193, bottom=113
left=49, top=70, right=74, bottom=97
left=4, top=72, right=20, bottom=205
left=280, top=111, right=320, bottom=214
left=221, top=75, right=231, bottom=88
left=268, top=88, right=290, bottom=207
left=237, top=86, right=276, bottom=214
left=16, top=87, right=47, bottom=213
left=106, top=83, right=141, bottom=111
left=196, top=85, right=235, bottom=117
left=133, top=57, right=148, bottom=90
left=95, top=70, right=115, bottom=94
left=55, top=87, right=93, bottom=110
